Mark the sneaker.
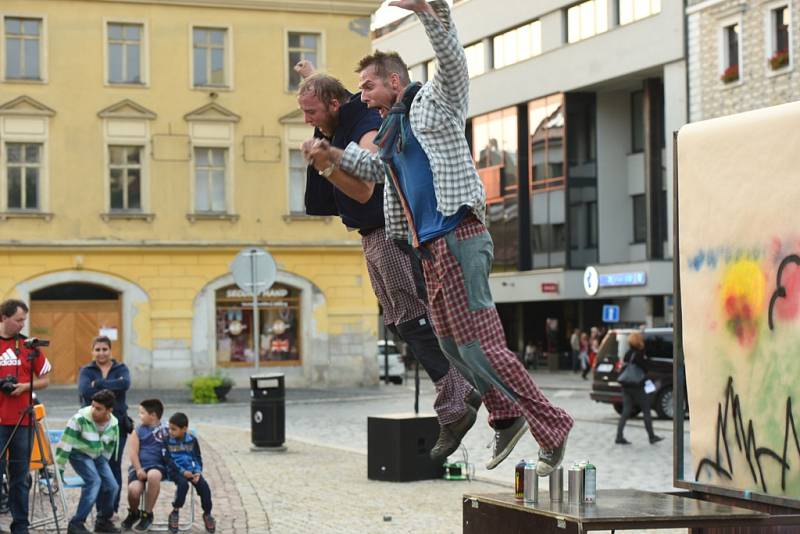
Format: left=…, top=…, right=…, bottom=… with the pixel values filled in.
left=133, top=511, right=152, bottom=532
left=202, top=513, right=216, bottom=534
left=486, top=417, right=528, bottom=470
left=615, top=437, right=632, bottom=445
left=120, top=509, right=140, bottom=530
left=167, top=509, right=179, bottom=534
left=536, top=434, right=569, bottom=476
left=649, top=435, right=665, bottom=444
left=465, top=389, right=482, bottom=411
left=430, top=405, right=477, bottom=461
left=67, top=522, right=92, bottom=534
left=95, top=518, right=122, bottom=533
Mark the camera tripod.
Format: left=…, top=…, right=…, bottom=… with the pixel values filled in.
left=0, top=338, right=61, bottom=533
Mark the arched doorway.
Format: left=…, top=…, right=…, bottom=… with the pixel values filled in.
left=29, top=283, right=122, bottom=384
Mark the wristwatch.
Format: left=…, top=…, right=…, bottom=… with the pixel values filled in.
left=320, top=162, right=337, bottom=178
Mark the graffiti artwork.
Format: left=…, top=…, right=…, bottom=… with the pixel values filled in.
left=678, top=101, right=800, bottom=501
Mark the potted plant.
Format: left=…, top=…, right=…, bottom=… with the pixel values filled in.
left=769, top=48, right=789, bottom=71
left=212, top=373, right=235, bottom=402
left=720, top=64, right=739, bottom=84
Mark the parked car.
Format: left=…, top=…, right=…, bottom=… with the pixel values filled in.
left=590, top=327, right=686, bottom=420
left=376, top=340, right=404, bottom=384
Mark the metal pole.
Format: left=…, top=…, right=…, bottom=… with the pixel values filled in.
left=250, top=250, right=260, bottom=370
left=383, top=320, right=389, bottom=384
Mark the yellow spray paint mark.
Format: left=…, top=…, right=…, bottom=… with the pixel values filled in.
left=719, top=260, right=766, bottom=347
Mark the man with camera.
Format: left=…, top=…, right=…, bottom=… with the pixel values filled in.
left=0, top=299, right=52, bottom=534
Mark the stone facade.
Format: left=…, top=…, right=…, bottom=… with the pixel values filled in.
left=688, top=0, right=800, bottom=121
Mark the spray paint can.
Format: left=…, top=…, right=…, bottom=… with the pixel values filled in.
left=514, top=459, right=526, bottom=500
left=549, top=466, right=563, bottom=502
left=523, top=461, right=538, bottom=503
left=583, top=462, right=597, bottom=504
left=567, top=464, right=584, bottom=504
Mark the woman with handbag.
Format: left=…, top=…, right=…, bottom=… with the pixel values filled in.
left=78, top=335, right=132, bottom=515
left=615, top=331, right=663, bottom=445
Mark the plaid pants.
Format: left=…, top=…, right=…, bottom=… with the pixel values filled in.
left=362, top=227, right=473, bottom=425
left=421, top=217, right=574, bottom=449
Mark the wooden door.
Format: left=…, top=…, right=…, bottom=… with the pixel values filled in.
left=29, top=300, right=122, bottom=385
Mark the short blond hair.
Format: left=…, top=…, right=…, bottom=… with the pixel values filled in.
left=297, top=73, right=350, bottom=107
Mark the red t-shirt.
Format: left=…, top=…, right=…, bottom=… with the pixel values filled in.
left=0, top=336, right=52, bottom=426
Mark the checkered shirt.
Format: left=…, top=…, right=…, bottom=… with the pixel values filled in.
left=339, top=0, right=486, bottom=241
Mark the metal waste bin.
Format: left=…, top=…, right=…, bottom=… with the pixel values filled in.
left=250, top=373, right=285, bottom=447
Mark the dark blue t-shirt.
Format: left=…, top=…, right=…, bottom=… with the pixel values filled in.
left=304, top=93, right=384, bottom=232
left=391, top=116, right=466, bottom=243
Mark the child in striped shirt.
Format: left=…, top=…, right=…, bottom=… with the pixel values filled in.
left=56, top=389, right=121, bottom=534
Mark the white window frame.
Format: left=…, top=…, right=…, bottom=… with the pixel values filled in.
left=103, top=18, right=149, bottom=87
left=618, top=0, right=661, bottom=26
left=190, top=143, right=234, bottom=214
left=0, top=123, right=49, bottom=214
left=492, top=20, right=542, bottom=70
left=284, top=28, right=325, bottom=93
left=189, top=23, right=234, bottom=90
left=566, top=0, right=609, bottom=44
left=106, top=144, right=147, bottom=212
left=0, top=12, right=48, bottom=83
left=764, top=1, right=793, bottom=76
left=718, top=14, right=744, bottom=87
left=287, top=147, right=307, bottom=215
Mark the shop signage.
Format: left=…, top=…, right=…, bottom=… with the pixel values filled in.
left=541, top=283, right=559, bottom=293
left=602, top=304, right=620, bottom=323
left=583, top=266, right=599, bottom=296
left=598, top=271, right=647, bottom=288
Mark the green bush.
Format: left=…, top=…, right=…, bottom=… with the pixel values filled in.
left=187, top=375, right=222, bottom=404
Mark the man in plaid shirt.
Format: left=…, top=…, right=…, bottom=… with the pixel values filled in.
left=307, top=0, right=573, bottom=473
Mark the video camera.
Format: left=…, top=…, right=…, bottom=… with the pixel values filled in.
left=0, top=375, right=17, bottom=395
left=22, top=337, right=49, bottom=349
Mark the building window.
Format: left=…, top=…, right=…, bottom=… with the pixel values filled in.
left=464, top=41, right=485, bottom=78
left=567, top=0, right=608, bottom=44
left=194, top=147, right=227, bottom=212
left=587, top=201, right=598, bottom=247
left=6, top=143, right=41, bottom=210
left=720, top=22, right=740, bottom=83
left=767, top=5, right=791, bottom=71
left=472, top=107, right=519, bottom=272
left=492, top=20, right=542, bottom=69
left=215, top=283, right=302, bottom=366
left=631, top=90, right=644, bottom=153
left=4, top=17, right=42, bottom=80
left=632, top=194, right=646, bottom=243
left=193, top=27, right=227, bottom=87
left=108, top=23, right=143, bottom=84
left=618, top=0, right=661, bottom=26
left=109, top=146, right=142, bottom=211
left=287, top=32, right=319, bottom=91
left=288, top=149, right=306, bottom=214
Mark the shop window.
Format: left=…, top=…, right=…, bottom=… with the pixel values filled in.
left=215, top=283, right=301, bottom=366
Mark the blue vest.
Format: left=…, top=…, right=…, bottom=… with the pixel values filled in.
left=391, top=116, right=466, bottom=244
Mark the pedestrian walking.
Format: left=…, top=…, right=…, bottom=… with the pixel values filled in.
left=569, top=329, right=580, bottom=373
left=615, top=332, right=664, bottom=445
left=579, top=332, right=591, bottom=379
left=305, top=0, right=573, bottom=474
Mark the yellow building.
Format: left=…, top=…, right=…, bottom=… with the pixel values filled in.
left=0, top=0, right=382, bottom=387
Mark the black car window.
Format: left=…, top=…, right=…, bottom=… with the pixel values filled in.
left=645, top=333, right=673, bottom=359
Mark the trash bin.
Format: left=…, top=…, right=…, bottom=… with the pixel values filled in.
left=250, top=373, right=285, bottom=448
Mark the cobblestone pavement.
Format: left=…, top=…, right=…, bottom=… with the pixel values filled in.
left=21, top=371, right=692, bottom=533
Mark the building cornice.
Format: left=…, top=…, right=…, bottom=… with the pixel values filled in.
left=0, top=240, right=363, bottom=250
left=76, top=0, right=381, bottom=17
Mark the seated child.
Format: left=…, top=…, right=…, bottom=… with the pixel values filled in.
left=121, top=399, right=168, bottom=532
left=164, top=412, right=216, bottom=533
left=56, top=389, right=121, bottom=534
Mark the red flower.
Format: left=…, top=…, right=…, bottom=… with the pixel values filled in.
left=720, top=64, right=739, bottom=83
left=769, top=49, right=789, bottom=71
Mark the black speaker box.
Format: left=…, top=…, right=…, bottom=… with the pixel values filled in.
left=367, top=413, right=445, bottom=482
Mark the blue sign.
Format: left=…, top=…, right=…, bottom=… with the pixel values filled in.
left=602, top=304, right=620, bottom=323
left=598, top=271, right=647, bottom=288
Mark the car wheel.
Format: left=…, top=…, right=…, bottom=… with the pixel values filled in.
left=390, top=376, right=403, bottom=385
left=655, top=386, right=674, bottom=420
left=613, top=403, right=623, bottom=415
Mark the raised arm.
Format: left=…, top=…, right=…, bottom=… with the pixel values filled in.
left=394, top=0, right=469, bottom=117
